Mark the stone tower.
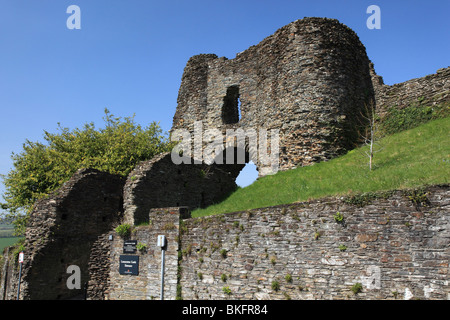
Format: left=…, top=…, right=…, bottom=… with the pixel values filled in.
left=171, top=17, right=374, bottom=177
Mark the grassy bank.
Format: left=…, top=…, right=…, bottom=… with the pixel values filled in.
left=0, top=237, right=22, bottom=253
left=192, top=117, right=449, bottom=217
left=0, top=223, right=21, bottom=252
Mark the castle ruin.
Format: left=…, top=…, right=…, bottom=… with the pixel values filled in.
left=1, top=17, right=449, bottom=300
left=172, top=17, right=375, bottom=176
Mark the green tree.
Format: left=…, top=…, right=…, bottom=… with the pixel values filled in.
left=1, top=109, right=172, bottom=234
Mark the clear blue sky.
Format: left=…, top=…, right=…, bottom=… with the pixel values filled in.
left=0, top=0, right=449, bottom=205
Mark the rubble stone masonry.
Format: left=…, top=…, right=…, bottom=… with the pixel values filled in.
left=1, top=17, right=449, bottom=300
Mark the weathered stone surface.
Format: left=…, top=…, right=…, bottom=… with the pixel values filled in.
left=122, top=152, right=240, bottom=226
left=107, top=207, right=187, bottom=300
left=172, top=17, right=375, bottom=175
left=2, top=17, right=449, bottom=301
left=13, top=169, right=124, bottom=300
left=355, top=234, right=378, bottom=242
left=178, top=185, right=449, bottom=300
left=3, top=185, right=448, bottom=300
left=370, top=64, right=450, bottom=120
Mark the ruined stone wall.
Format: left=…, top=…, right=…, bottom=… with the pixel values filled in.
left=16, top=169, right=124, bottom=300
left=4, top=177, right=448, bottom=300
left=172, top=17, right=375, bottom=175
left=1, top=151, right=241, bottom=300
left=371, top=65, right=450, bottom=119
left=0, top=246, right=21, bottom=300
left=86, top=231, right=113, bottom=300
left=2, top=17, right=448, bottom=301
left=106, top=207, right=189, bottom=300
left=122, top=152, right=241, bottom=226
left=101, top=185, right=449, bottom=300
left=178, top=185, right=449, bottom=300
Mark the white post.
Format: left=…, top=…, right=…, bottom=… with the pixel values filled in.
left=17, top=251, right=24, bottom=300
left=160, top=248, right=165, bottom=300
left=157, top=235, right=166, bottom=300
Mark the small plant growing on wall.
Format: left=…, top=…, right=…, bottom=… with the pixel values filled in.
left=115, top=224, right=131, bottom=238
left=339, top=244, right=347, bottom=252
left=271, top=280, right=280, bottom=292
left=351, top=282, right=363, bottom=295
left=222, top=286, right=232, bottom=296
left=163, top=222, right=176, bottom=231
left=220, top=249, right=227, bottom=259
left=285, top=274, right=293, bottom=283
left=270, top=256, right=276, bottom=265
left=333, top=212, right=344, bottom=223
left=283, top=292, right=291, bottom=300
left=136, top=242, right=147, bottom=253
left=406, top=189, right=430, bottom=208
left=176, top=284, right=182, bottom=300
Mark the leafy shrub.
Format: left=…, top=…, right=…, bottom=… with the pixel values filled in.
left=115, top=224, right=131, bottom=238
left=1, top=109, right=172, bottom=234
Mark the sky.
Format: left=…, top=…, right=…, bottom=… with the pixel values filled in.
left=0, top=0, right=449, bottom=210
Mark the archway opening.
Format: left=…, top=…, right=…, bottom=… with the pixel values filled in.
left=235, top=161, right=258, bottom=188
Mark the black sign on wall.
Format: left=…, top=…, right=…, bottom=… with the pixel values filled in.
left=119, top=255, right=139, bottom=275
left=123, top=240, right=137, bottom=253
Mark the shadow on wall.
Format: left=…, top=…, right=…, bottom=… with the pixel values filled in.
left=123, top=151, right=249, bottom=226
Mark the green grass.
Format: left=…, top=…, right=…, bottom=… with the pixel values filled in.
left=0, top=223, right=22, bottom=253
left=192, top=117, right=449, bottom=217
left=0, top=237, right=22, bottom=253
left=0, top=223, right=15, bottom=238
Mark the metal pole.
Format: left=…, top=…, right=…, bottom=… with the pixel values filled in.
left=160, top=247, right=165, bottom=300
left=84, top=282, right=88, bottom=300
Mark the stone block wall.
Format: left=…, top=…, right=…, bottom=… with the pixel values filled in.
left=172, top=17, right=375, bottom=175
left=371, top=65, right=450, bottom=119
left=0, top=246, right=21, bottom=300
left=122, top=152, right=241, bottom=226
left=106, top=207, right=189, bottom=300
left=1, top=16, right=448, bottom=301
left=3, top=178, right=448, bottom=300
left=86, top=231, right=113, bottom=300
left=89, top=184, right=450, bottom=301
left=15, top=168, right=124, bottom=300
left=178, top=185, right=449, bottom=300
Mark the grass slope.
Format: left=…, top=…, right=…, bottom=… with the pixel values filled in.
left=0, top=237, right=22, bottom=253
left=0, top=223, right=15, bottom=237
left=193, top=117, right=449, bottom=217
